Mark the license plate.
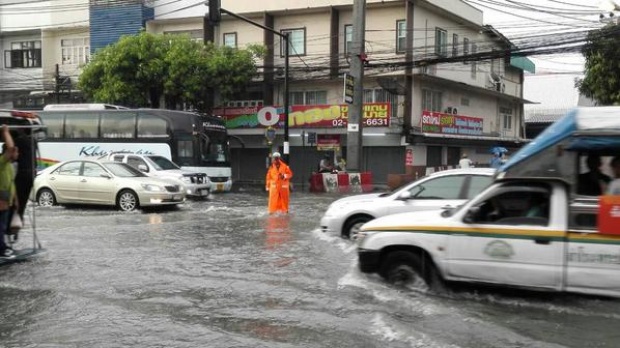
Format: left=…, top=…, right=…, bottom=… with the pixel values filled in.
left=173, top=195, right=182, bottom=200
left=216, top=183, right=224, bottom=191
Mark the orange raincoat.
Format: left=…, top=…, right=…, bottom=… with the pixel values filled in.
left=265, top=160, right=293, bottom=214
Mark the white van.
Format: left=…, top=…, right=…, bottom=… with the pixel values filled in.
left=43, top=104, right=128, bottom=111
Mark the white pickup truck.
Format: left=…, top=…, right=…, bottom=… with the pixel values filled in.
left=358, top=107, right=620, bottom=298
left=357, top=177, right=620, bottom=298
left=106, top=153, right=211, bottom=199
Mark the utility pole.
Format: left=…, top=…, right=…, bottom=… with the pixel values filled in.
left=207, top=1, right=291, bottom=163
left=346, top=0, right=366, bottom=172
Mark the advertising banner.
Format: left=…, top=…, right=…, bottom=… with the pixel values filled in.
left=215, top=103, right=391, bottom=129
left=317, top=134, right=341, bottom=151
left=421, top=111, right=483, bottom=136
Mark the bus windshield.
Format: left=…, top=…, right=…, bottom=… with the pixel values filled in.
left=200, top=130, right=230, bottom=167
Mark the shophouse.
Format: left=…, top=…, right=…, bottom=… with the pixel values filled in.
left=1, top=0, right=533, bottom=187
left=147, top=0, right=534, bottom=186
left=1, top=0, right=153, bottom=110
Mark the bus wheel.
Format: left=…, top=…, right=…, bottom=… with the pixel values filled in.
left=37, top=188, right=56, bottom=207
left=117, top=190, right=139, bottom=211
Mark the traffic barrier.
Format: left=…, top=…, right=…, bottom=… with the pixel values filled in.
left=309, top=172, right=373, bottom=193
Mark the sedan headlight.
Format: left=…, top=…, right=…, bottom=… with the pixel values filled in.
left=141, top=183, right=164, bottom=192
left=181, top=176, right=192, bottom=183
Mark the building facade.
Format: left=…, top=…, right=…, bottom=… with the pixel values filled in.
left=0, top=0, right=533, bottom=186
left=147, top=0, right=534, bottom=184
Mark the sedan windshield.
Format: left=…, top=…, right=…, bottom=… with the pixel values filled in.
left=146, top=155, right=180, bottom=170
left=103, top=162, right=147, bottom=177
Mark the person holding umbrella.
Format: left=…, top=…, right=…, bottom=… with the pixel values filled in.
left=490, top=147, right=507, bottom=169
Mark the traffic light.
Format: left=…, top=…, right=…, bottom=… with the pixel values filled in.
left=208, top=0, right=221, bottom=24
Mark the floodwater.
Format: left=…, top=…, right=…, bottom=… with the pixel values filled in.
left=1, top=191, right=620, bottom=348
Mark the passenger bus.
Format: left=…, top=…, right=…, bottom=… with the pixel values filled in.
left=35, top=108, right=233, bottom=192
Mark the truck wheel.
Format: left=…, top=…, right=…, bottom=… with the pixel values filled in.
left=343, top=215, right=372, bottom=240
left=380, top=251, right=443, bottom=291
left=117, top=190, right=139, bottom=211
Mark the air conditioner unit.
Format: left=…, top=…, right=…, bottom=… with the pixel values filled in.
left=445, top=106, right=453, bottom=114
left=451, top=107, right=458, bottom=115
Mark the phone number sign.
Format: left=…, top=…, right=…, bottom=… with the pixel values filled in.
left=218, top=103, right=391, bottom=129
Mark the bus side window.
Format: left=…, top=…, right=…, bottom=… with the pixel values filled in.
left=137, top=113, right=168, bottom=138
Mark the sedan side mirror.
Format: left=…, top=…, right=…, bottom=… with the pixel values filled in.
left=398, top=191, right=412, bottom=200
left=100, top=173, right=112, bottom=179
left=138, top=164, right=148, bottom=172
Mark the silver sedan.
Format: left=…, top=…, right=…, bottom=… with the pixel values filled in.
left=33, top=160, right=185, bottom=211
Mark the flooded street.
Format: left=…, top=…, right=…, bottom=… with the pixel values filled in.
left=1, top=191, right=620, bottom=348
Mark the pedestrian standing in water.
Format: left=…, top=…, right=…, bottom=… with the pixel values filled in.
left=265, top=152, right=293, bottom=214
left=0, top=125, right=18, bottom=258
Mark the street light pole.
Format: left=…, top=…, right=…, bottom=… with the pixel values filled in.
left=283, top=32, right=290, bottom=163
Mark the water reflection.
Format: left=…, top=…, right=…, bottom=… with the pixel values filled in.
left=263, top=215, right=291, bottom=250
left=148, top=214, right=163, bottom=225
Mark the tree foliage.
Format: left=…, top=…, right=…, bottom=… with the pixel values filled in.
left=578, top=24, right=620, bottom=106
left=78, top=31, right=264, bottom=111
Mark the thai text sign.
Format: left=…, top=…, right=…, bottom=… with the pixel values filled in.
left=317, top=134, right=341, bottom=151
left=421, top=111, right=483, bottom=136
left=215, top=103, right=391, bottom=129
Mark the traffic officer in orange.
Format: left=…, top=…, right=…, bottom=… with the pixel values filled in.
left=265, top=152, right=293, bottom=214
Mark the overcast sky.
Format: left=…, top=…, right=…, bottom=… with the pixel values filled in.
left=468, top=0, right=616, bottom=74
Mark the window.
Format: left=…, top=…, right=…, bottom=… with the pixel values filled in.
left=396, top=20, right=406, bottom=53
left=363, top=88, right=397, bottom=121
left=137, top=113, right=168, bottom=138
left=344, top=25, right=353, bottom=54
left=43, top=113, right=64, bottom=138
left=410, top=175, right=466, bottom=200
left=178, top=140, right=193, bottom=158
left=435, top=28, right=447, bottom=57
left=500, top=106, right=513, bottom=130
left=467, top=176, right=493, bottom=199
left=82, top=162, right=107, bottom=177
left=5, top=41, right=41, bottom=68
left=468, top=185, right=551, bottom=226
left=61, top=38, right=90, bottom=65
left=289, top=90, right=327, bottom=105
left=223, top=32, right=237, bottom=48
left=422, top=89, right=442, bottom=112
left=127, top=156, right=148, bottom=172
left=471, top=43, right=477, bottom=78
left=491, top=50, right=505, bottom=77
left=64, top=112, right=99, bottom=138
left=452, top=34, right=459, bottom=57
left=463, top=38, right=469, bottom=65
left=56, top=161, right=81, bottom=176
left=281, top=28, right=305, bottom=56
left=461, top=97, right=470, bottom=106
left=100, top=112, right=136, bottom=138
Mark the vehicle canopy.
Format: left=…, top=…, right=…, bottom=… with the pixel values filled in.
left=498, top=106, right=620, bottom=191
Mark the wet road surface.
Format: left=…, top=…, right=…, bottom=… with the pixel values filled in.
left=1, top=191, right=620, bottom=348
